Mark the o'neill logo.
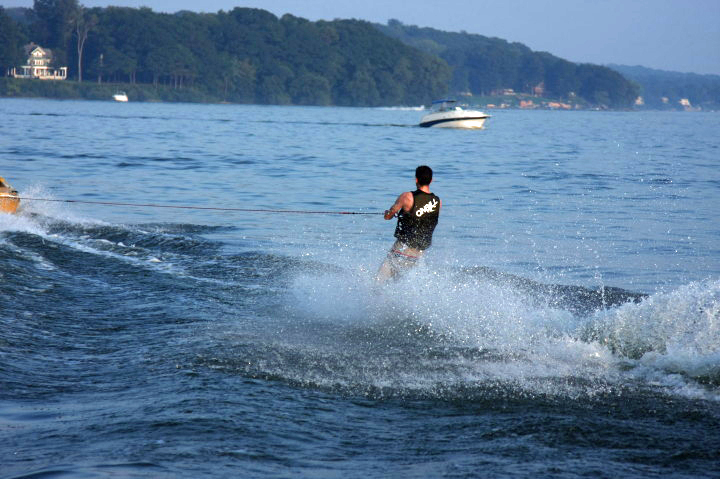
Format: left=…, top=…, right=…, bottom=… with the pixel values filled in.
left=416, top=198, right=438, bottom=217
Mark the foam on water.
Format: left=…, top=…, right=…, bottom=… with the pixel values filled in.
left=287, top=261, right=720, bottom=400
left=589, top=280, right=720, bottom=399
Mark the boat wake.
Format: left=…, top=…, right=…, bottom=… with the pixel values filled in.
left=2, top=209, right=718, bottom=402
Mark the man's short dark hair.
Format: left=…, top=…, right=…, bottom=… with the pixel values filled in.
left=416, top=165, right=433, bottom=186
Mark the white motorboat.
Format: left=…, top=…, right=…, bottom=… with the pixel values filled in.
left=419, top=100, right=490, bottom=129
left=112, top=91, right=128, bottom=102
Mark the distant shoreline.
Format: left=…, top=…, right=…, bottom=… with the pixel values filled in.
left=0, top=78, right=711, bottom=112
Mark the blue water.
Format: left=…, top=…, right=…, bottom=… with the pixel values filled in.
left=1, top=98, right=719, bottom=478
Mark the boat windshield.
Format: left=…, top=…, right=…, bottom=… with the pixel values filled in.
left=430, top=100, right=458, bottom=112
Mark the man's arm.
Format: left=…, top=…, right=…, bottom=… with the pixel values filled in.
left=384, top=191, right=413, bottom=220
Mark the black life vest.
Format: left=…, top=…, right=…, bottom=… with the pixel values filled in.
left=394, top=190, right=440, bottom=250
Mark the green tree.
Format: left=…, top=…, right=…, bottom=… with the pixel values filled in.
left=289, top=71, right=331, bottom=105
left=519, top=54, right=544, bottom=94
left=342, top=64, right=380, bottom=106
left=73, top=8, right=96, bottom=82
left=220, top=55, right=256, bottom=101
left=0, top=7, right=27, bottom=76
left=99, top=46, right=135, bottom=83
left=257, top=75, right=291, bottom=104
left=542, top=55, right=579, bottom=98
left=144, top=48, right=165, bottom=86
left=32, top=0, right=80, bottom=67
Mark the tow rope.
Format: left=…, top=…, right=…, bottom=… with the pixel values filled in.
left=16, top=197, right=383, bottom=216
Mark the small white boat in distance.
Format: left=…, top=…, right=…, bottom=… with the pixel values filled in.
left=419, top=99, right=490, bottom=129
left=112, top=91, right=128, bottom=102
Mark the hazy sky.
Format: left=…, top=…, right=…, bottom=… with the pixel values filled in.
left=3, top=0, right=719, bottom=75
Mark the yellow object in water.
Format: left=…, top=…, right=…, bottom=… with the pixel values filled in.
left=0, top=177, right=20, bottom=214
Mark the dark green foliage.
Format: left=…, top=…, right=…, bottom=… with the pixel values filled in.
left=4, top=7, right=33, bottom=25
left=30, top=0, right=81, bottom=67
left=2, top=5, right=449, bottom=106
left=378, top=20, right=640, bottom=108
left=0, top=7, right=27, bottom=74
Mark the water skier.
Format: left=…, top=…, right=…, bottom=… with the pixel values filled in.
left=376, top=165, right=441, bottom=283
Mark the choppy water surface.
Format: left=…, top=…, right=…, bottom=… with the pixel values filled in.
left=1, top=99, right=719, bottom=478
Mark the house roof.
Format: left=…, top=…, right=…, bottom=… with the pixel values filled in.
left=23, top=43, right=53, bottom=59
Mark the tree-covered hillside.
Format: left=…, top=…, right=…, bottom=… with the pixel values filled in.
left=8, top=3, right=711, bottom=110
left=377, top=20, right=639, bottom=109
left=0, top=6, right=27, bottom=72
left=608, top=64, right=720, bottom=110
left=1, top=3, right=450, bottom=106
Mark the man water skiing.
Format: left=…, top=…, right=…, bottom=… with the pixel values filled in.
left=376, top=165, right=441, bottom=283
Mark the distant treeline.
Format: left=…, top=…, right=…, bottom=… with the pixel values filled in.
left=0, top=4, right=448, bottom=106
left=608, top=64, right=720, bottom=110
left=2, top=3, right=715, bottom=110
left=377, top=20, right=639, bottom=109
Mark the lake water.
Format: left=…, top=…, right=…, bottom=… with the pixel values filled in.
left=1, top=98, right=719, bottom=478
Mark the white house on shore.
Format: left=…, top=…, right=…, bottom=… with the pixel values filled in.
left=9, top=44, right=67, bottom=80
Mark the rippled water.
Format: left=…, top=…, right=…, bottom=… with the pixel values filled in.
left=1, top=98, right=719, bottom=478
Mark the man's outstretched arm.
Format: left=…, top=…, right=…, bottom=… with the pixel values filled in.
left=384, top=192, right=413, bottom=220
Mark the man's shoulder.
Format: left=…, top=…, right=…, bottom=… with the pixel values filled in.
left=399, top=191, right=415, bottom=209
